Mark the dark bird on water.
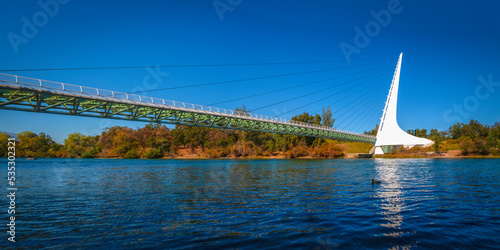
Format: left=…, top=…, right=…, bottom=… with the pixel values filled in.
left=371, top=179, right=381, bottom=184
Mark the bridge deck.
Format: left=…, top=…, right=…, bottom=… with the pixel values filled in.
left=0, top=73, right=375, bottom=143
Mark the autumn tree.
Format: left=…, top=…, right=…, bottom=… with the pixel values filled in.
left=17, top=131, right=62, bottom=157
left=99, top=126, right=139, bottom=157
left=0, top=133, right=9, bottom=157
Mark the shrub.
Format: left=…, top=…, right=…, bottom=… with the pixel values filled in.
left=205, top=148, right=228, bottom=158
left=231, top=142, right=243, bottom=157
left=124, top=149, right=139, bottom=159
left=142, top=148, right=164, bottom=159
left=81, top=146, right=102, bottom=158
left=460, top=137, right=489, bottom=155
left=244, top=141, right=257, bottom=156
left=313, top=143, right=344, bottom=158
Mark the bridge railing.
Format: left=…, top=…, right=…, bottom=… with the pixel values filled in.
left=0, top=73, right=374, bottom=138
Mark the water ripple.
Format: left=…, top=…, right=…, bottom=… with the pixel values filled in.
left=2, top=158, right=499, bottom=249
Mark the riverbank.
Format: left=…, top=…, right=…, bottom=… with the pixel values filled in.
left=169, top=148, right=500, bottom=159
left=4, top=120, right=499, bottom=160
left=372, top=150, right=500, bottom=159
left=17, top=149, right=497, bottom=160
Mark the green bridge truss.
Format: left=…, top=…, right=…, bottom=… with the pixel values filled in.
left=0, top=73, right=376, bottom=144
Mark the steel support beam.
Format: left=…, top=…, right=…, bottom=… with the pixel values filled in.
left=0, top=82, right=376, bottom=144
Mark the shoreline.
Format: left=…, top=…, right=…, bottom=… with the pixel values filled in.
left=15, top=154, right=500, bottom=160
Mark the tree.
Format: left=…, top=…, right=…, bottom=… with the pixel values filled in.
left=64, top=133, right=100, bottom=158
left=429, top=129, right=444, bottom=152
left=449, top=120, right=489, bottom=139
left=235, top=105, right=249, bottom=116
left=406, top=128, right=428, bottom=138
left=98, top=126, right=139, bottom=157
left=291, top=112, right=321, bottom=146
left=365, top=124, right=379, bottom=136
left=17, top=131, right=62, bottom=157
left=321, top=106, right=335, bottom=127
left=0, top=133, right=9, bottom=157
left=137, top=124, right=172, bottom=153
left=416, top=129, right=427, bottom=138
left=449, top=122, right=464, bottom=139
left=293, top=112, right=316, bottom=124
left=459, top=135, right=489, bottom=155
left=491, top=122, right=500, bottom=148
left=142, top=148, right=164, bottom=159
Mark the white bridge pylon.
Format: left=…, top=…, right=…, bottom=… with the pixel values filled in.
left=374, top=53, right=433, bottom=154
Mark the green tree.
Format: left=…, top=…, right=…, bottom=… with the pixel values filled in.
left=124, top=149, right=139, bottom=159
left=291, top=112, right=322, bottom=146
left=321, top=106, right=335, bottom=127
left=142, top=148, right=164, bottom=159
left=64, top=133, right=100, bottom=158
left=429, top=129, right=444, bottom=152
left=416, top=129, right=427, bottom=138
left=407, top=128, right=428, bottom=138
left=293, top=112, right=321, bottom=125
left=365, top=124, right=379, bottom=136
left=449, top=120, right=489, bottom=139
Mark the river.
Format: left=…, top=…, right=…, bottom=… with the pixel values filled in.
left=3, top=158, right=499, bottom=249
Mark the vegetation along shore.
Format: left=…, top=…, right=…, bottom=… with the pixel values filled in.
left=1, top=108, right=498, bottom=159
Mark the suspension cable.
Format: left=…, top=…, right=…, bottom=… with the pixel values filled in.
left=276, top=71, right=390, bottom=117
left=335, top=87, right=388, bottom=129
left=206, top=61, right=392, bottom=106
left=282, top=71, right=391, bottom=117
left=128, top=60, right=394, bottom=93
left=249, top=69, right=388, bottom=113
left=0, top=58, right=393, bottom=72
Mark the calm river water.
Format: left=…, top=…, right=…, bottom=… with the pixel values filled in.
left=2, top=158, right=499, bottom=249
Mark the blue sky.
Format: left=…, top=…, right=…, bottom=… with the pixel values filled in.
left=1, top=0, right=499, bottom=143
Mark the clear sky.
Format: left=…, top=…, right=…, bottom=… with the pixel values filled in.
left=1, top=0, right=499, bottom=143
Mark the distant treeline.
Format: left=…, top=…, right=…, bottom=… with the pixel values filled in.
left=1, top=115, right=498, bottom=158
left=0, top=106, right=364, bottom=159
left=421, top=120, right=500, bottom=155
left=364, top=119, right=500, bottom=155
